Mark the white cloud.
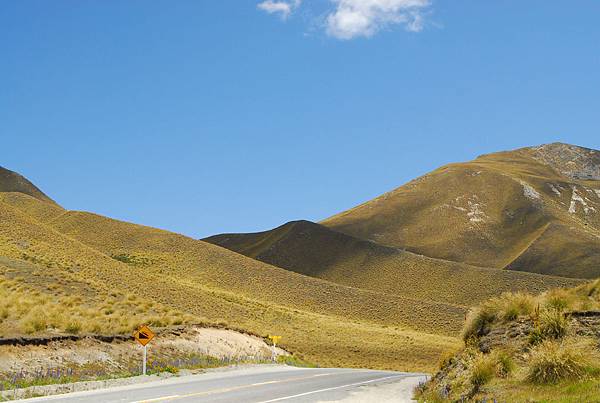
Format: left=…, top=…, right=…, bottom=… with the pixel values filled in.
left=257, top=0, right=301, bottom=20
left=257, top=0, right=431, bottom=39
left=326, top=0, right=430, bottom=39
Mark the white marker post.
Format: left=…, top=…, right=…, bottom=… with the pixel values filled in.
left=269, top=335, right=281, bottom=362
left=143, top=345, right=147, bottom=375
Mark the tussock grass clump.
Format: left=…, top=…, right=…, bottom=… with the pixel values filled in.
left=470, top=350, right=514, bottom=389
left=526, top=338, right=599, bottom=384
left=462, top=305, right=498, bottom=341
left=530, top=308, right=569, bottom=345
left=20, top=306, right=47, bottom=334
left=544, top=288, right=573, bottom=312
left=538, top=308, right=569, bottom=339
left=470, top=354, right=496, bottom=387
left=438, top=347, right=461, bottom=369
left=463, top=292, right=536, bottom=341
left=492, top=350, right=514, bottom=378
left=502, top=292, right=535, bottom=321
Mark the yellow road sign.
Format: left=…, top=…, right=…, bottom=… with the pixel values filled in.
left=268, top=335, right=282, bottom=344
left=134, top=325, right=155, bottom=346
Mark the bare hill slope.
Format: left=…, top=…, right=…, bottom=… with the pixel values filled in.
left=322, top=143, right=600, bottom=278
left=205, top=220, right=582, bottom=307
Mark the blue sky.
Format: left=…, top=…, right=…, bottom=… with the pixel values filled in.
left=2, top=1, right=600, bottom=238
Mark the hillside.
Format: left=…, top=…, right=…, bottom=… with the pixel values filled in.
left=205, top=220, right=582, bottom=307
left=417, top=280, right=600, bottom=402
left=0, top=166, right=56, bottom=204
left=322, top=143, right=600, bottom=279
left=0, top=173, right=460, bottom=372
left=2, top=143, right=599, bottom=377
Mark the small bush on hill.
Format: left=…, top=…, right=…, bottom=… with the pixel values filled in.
left=463, top=292, right=536, bottom=341
left=527, top=338, right=598, bottom=384
left=470, top=354, right=496, bottom=387
left=539, top=308, right=569, bottom=339
left=20, top=307, right=47, bottom=333
left=65, top=320, right=82, bottom=334
left=462, top=305, right=498, bottom=341
left=438, top=348, right=460, bottom=369
left=502, top=293, right=535, bottom=321
left=492, top=350, right=514, bottom=378
left=544, top=289, right=572, bottom=312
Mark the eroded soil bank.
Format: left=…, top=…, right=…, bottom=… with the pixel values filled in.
left=0, top=326, right=289, bottom=400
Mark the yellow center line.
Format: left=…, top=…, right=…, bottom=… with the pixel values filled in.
left=131, top=372, right=336, bottom=403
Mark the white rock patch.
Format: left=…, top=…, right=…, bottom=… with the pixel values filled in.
left=549, top=184, right=562, bottom=196
left=467, top=199, right=487, bottom=223
left=449, top=195, right=487, bottom=223
left=569, top=186, right=592, bottom=214
left=520, top=181, right=541, bottom=200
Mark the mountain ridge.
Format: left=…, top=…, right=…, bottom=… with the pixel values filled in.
left=0, top=166, right=56, bottom=205
left=321, top=143, right=600, bottom=278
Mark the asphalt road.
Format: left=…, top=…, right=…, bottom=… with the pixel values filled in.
left=19, top=366, right=428, bottom=403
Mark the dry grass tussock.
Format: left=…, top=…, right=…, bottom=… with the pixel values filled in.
left=462, top=292, right=537, bottom=341
left=0, top=277, right=195, bottom=336
left=526, top=337, right=600, bottom=384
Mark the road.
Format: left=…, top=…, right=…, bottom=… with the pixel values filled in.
left=19, top=366, right=428, bottom=403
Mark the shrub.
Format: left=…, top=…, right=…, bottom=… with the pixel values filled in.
left=162, top=365, right=179, bottom=374
left=492, top=350, right=514, bottom=378
left=470, top=354, right=496, bottom=387
left=438, top=349, right=458, bottom=369
left=462, top=305, right=498, bottom=341
left=21, top=307, right=47, bottom=333
left=544, top=289, right=572, bottom=312
left=539, top=309, right=569, bottom=339
left=64, top=320, right=82, bottom=334
left=528, top=327, right=545, bottom=345
left=501, top=293, right=535, bottom=321
left=526, top=338, right=598, bottom=384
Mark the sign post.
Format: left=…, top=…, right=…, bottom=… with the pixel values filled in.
left=143, top=345, right=147, bottom=375
left=268, top=335, right=282, bottom=361
left=133, top=325, right=155, bottom=375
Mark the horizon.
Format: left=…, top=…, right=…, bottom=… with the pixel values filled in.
left=3, top=1, right=600, bottom=238
left=3, top=140, right=598, bottom=239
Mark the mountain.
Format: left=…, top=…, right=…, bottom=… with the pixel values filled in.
left=205, top=220, right=581, bottom=307
left=0, top=166, right=56, bottom=204
left=3, top=143, right=598, bottom=373
left=0, top=167, right=460, bottom=372
left=322, top=143, right=600, bottom=278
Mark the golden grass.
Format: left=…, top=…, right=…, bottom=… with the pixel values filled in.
left=418, top=280, right=600, bottom=401
left=526, top=338, right=599, bottom=384
left=0, top=275, right=194, bottom=336
left=462, top=292, right=537, bottom=341
left=0, top=197, right=458, bottom=371
left=2, top=144, right=596, bottom=374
